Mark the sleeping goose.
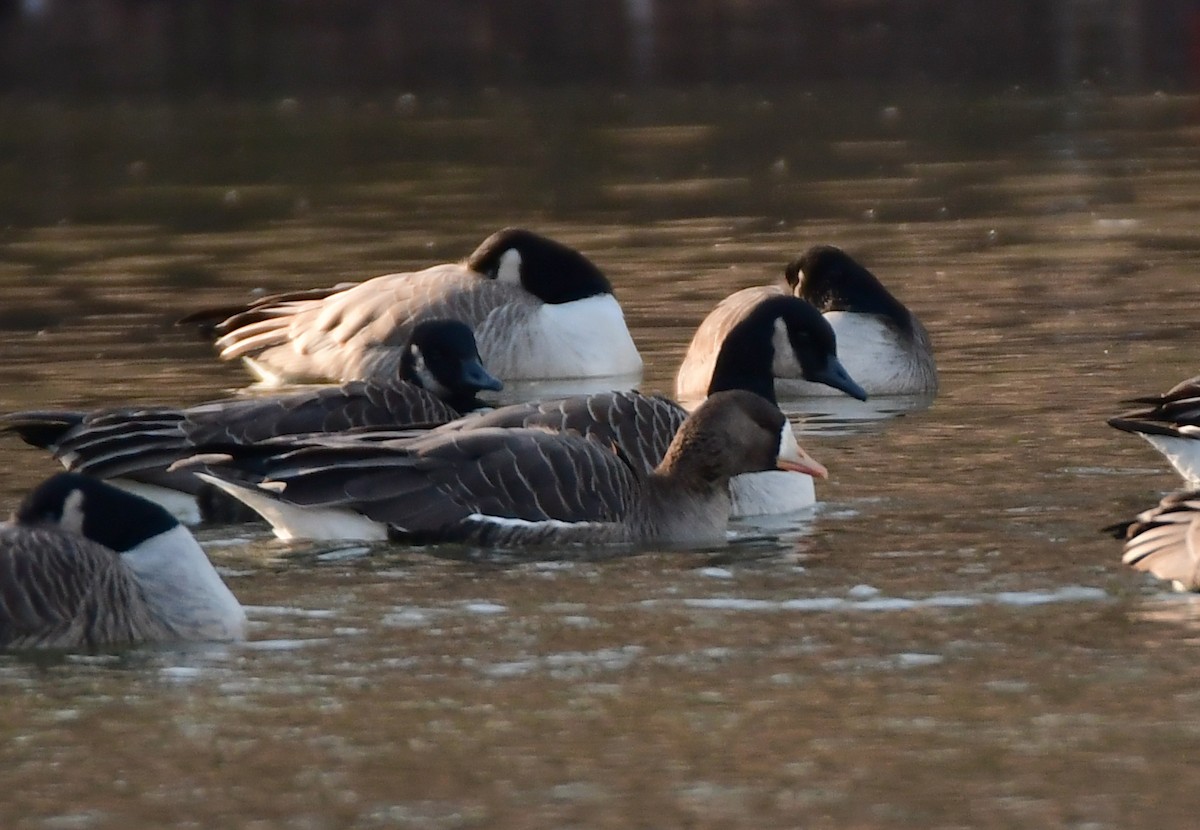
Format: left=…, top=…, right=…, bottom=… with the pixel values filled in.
left=182, top=391, right=823, bottom=547
left=676, top=245, right=936, bottom=399
left=1112, top=489, right=1200, bottom=591
left=430, top=294, right=867, bottom=516
left=0, top=473, right=245, bottom=649
left=185, top=228, right=642, bottom=385
left=1108, top=374, right=1200, bottom=484
left=1, top=319, right=503, bottom=524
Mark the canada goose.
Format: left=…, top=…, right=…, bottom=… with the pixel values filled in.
left=1108, top=374, right=1200, bottom=484
left=1, top=319, right=503, bottom=524
left=0, top=473, right=245, bottom=649
left=181, top=391, right=824, bottom=547
left=1112, top=489, right=1200, bottom=591
left=432, top=295, right=866, bottom=516
left=676, top=245, right=936, bottom=399
left=184, top=228, right=642, bottom=385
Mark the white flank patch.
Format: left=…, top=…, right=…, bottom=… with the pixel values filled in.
left=196, top=474, right=388, bottom=541
left=1140, top=433, right=1200, bottom=485
left=111, top=480, right=203, bottom=526
left=467, top=513, right=598, bottom=530
left=480, top=294, right=642, bottom=379
left=728, top=471, right=816, bottom=518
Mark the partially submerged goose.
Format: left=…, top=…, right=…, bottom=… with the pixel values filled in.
left=186, top=228, right=642, bottom=385
left=0, top=473, right=245, bottom=649
left=183, top=391, right=823, bottom=547
left=1113, top=489, right=1200, bottom=592
left=1, top=319, right=503, bottom=524
left=676, top=245, right=936, bottom=399
left=435, top=294, right=867, bottom=517
left=1108, top=375, right=1200, bottom=484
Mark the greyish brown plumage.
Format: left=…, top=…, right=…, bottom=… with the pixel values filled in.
left=0, top=320, right=502, bottom=524
left=1114, top=490, right=1200, bottom=591
left=0, top=474, right=245, bottom=649
left=185, top=391, right=821, bottom=546
left=183, top=228, right=642, bottom=384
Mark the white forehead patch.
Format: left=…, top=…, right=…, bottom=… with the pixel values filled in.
left=496, top=249, right=523, bottom=285
left=60, top=489, right=86, bottom=537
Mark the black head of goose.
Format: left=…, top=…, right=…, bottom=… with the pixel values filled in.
left=1111, top=489, right=1200, bottom=592
left=184, top=228, right=642, bottom=385
left=0, top=319, right=502, bottom=525
left=785, top=245, right=937, bottom=395
left=705, top=294, right=867, bottom=403
left=675, top=291, right=870, bottom=403
left=0, top=473, right=245, bottom=649
left=1108, top=374, right=1200, bottom=485
left=181, top=390, right=824, bottom=547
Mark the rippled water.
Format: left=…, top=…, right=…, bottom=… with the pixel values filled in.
left=2, top=89, right=1200, bottom=827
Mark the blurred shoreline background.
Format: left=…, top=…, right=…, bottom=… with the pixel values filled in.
left=0, top=0, right=1197, bottom=97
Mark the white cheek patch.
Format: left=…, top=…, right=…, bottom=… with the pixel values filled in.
left=60, top=489, right=86, bottom=537
left=771, top=317, right=803, bottom=376
left=496, top=249, right=523, bottom=285
left=409, top=345, right=448, bottom=396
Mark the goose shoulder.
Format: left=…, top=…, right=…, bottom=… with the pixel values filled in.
left=434, top=390, right=688, bottom=474
left=0, top=474, right=245, bottom=649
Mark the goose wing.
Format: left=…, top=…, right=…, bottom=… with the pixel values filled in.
left=0, top=526, right=158, bottom=649
left=195, top=426, right=639, bottom=537
left=1110, top=376, right=1200, bottom=438
left=212, top=266, right=517, bottom=381
left=4, top=383, right=460, bottom=486
left=434, top=390, right=688, bottom=473
left=1119, top=490, right=1200, bottom=590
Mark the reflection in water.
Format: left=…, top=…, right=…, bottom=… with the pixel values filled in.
left=3, top=90, right=1200, bottom=825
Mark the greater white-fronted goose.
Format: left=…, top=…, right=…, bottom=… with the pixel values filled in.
left=185, top=228, right=642, bottom=385
left=676, top=245, right=936, bottom=399
left=182, top=391, right=824, bottom=547
left=1, top=319, right=503, bottom=524
left=1108, top=375, right=1200, bottom=484
left=0, top=473, right=246, bottom=649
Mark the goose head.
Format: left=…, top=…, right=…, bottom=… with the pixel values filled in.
left=786, top=245, right=912, bottom=330
left=15, top=472, right=180, bottom=553
left=465, top=228, right=616, bottom=305
left=399, top=319, right=503, bottom=406
left=657, top=390, right=827, bottom=488
left=708, top=295, right=867, bottom=403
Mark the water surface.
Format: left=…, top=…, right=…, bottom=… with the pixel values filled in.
left=1, top=89, right=1199, bottom=828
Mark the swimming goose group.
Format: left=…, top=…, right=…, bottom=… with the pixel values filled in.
left=2, top=228, right=938, bottom=648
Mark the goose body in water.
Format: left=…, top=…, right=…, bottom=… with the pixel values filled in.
left=1108, top=374, right=1200, bottom=484
left=676, top=245, right=936, bottom=399
left=184, top=228, right=642, bottom=385
left=1, top=320, right=503, bottom=524
left=0, top=473, right=245, bottom=649
left=1112, top=489, right=1200, bottom=592
left=185, top=391, right=822, bottom=547
left=433, top=294, right=866, bottom=517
